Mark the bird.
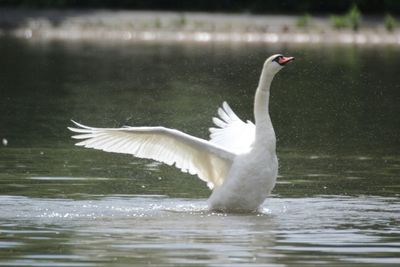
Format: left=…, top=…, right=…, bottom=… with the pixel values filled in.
left=68, top=54, right=294, bottom=213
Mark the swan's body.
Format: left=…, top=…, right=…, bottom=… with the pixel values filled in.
left=69, top=54, right=294, bottom=212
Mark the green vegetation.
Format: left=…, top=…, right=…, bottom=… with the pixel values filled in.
left=330, top=5, right=361, bottom=31
left=296, top=13, right=311, bottom=28
left=384, top=14, right=397, bottom=32
left=154, top=17, right=162, bottom=28
left=174, top=14, right=186, bottom=28
left=348, top=5, right=361, bottom=31
left=347, top=5, right=361, bottom=30
left=330, top=15, right=349, bottom=29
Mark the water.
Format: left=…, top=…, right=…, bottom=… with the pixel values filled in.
left=0, top=37, right=399, bottom=266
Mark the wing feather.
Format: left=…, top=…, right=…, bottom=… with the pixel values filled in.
left=209, top=102, right=256, bottom=154
left=68, top=121, right=235, bottom=189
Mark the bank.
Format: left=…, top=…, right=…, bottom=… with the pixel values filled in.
left=0, top=8, right=399, bottom=45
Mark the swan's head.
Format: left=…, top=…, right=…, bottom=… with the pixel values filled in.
left=264, top=54, right=295, bottom=75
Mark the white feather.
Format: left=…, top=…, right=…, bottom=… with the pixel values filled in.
left=68, top=53, right=291, bottom=212
left=68, top=121, right=234, bottom=189
left=209, top=101, right=255, bottom=154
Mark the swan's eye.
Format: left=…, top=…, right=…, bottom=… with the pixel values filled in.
left=273, top=55, right=295, bottom=66
left=273, top=56, right=282, bottom=64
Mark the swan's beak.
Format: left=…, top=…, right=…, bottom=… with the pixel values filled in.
left=278, top=56, right=295, bottom=66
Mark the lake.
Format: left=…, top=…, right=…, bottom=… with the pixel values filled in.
left=0, top=37, right=399, bottom=266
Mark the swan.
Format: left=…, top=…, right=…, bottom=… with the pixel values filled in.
left=68, top=54, right=294, bottom=212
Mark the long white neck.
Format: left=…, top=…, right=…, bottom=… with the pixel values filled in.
left=254, top=65, right=276, bottom=148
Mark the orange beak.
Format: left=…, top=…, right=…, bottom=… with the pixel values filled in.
left=278, top=56, right=295, bottom=65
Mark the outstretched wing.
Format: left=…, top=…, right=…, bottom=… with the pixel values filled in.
left=209, top=102, right=255, bottom=154
left=68, top=121, right=235, bottom=189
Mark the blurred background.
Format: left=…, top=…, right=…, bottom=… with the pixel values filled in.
left=1, top=0, right=400, bottom=13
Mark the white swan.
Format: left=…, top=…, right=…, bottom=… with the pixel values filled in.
left=68, top=54, right=294, bottom=212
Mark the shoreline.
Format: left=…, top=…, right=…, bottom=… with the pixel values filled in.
left=1, top=8, right=400, bottom=45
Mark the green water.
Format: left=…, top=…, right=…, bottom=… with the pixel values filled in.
left=0, top=38, right=399, bottom=266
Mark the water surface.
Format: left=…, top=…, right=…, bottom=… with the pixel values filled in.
left=0, top=38, right=399, bottom=266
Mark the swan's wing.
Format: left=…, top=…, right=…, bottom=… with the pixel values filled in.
left=209, top=102, right=255, bottom=154
left=68, top=121, right=235, bottom=189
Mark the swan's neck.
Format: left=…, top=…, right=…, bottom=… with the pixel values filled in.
left=254, top=67, right=276, bottom=148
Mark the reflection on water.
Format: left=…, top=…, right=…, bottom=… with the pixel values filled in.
left=0, top=37, right=399, bottom=266
left=0, top=194, right=399, bottom=266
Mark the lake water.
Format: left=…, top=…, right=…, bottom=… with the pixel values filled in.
left=0, top=37, right=399, bottom=266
